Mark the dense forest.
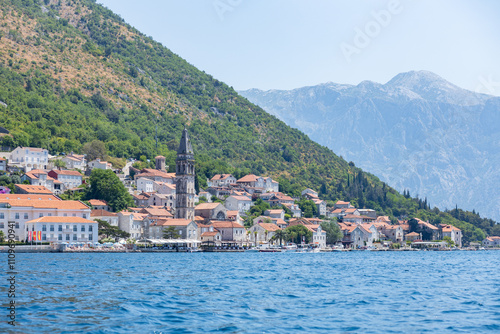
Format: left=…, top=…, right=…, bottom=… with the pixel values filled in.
left=0, top=0, right=497, bottom=244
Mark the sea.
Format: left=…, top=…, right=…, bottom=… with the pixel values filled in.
left=1, top=251, right=499, bottom=333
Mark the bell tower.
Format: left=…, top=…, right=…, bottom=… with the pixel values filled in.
left=175, top=127, right=195, bottom=220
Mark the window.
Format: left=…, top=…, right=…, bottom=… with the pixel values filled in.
left=66, top=234, right=70, bottom=241
left=0, top=223, right=3, bottom=228
left=50, top=225, right=54, bottom=232
left=0, top=213, right=3, bottom=219
left=72, top=214, right=76, bottom=217
left=48, top=213, right=52, bottom=217
left=39, top=213, right=43, bottom=218
left=63, top=213, right=67, bottom=217
left=58, top=234, right=62, bottom=241
left=89, top=234, right=93, bottom=241
left=15, top=223, right=19, bottom=229
left=58, top=225, right=62, bottom=232
left=89, top=225, right=93, bottom=232
left=42, top=225, right=47, bottom=231
left=73, top=235, right=77, bottom=241
left=81, top=225, right=85, bottom=232
left=42, top=234, right=46, bottom=241
left=24, top=213, right=28, bottom=219
left=73, top=225, right=77, bottom=232
left=15, top=213, right=20, bottom=219
left=83, top=214, right=87, bottom=219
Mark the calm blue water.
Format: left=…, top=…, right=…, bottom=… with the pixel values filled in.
left=1, top=251, right=499, bottom=333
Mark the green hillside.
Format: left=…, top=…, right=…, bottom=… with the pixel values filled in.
left=0, top=0, right=496, bottom=243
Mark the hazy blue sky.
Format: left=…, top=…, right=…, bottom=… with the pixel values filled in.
left=97, top=0, right=500, bottom=95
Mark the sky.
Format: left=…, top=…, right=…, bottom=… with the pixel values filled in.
left=97, top=0, right=500, bottom=95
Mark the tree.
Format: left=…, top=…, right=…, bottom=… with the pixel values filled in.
left=0, top=230, right=4, bottom=242
left=96, top=219, right=130, bottom=239
left=321, top=220, right=343, bottom=245
left=83, top=140, right=107, bottom=162
left=272, top=229, right=286, bottom=246
left=442, top=236, right=455, bottom=247
left=491, top=224, right=500, bottom=236
left=163, top=226, right=181, bottom=239
left=53, top=159, right=67, bottom=169
left=285, top=225, right=313, bottom=244
left=296, top=199, right=318, bottom=218
left=87, top=169, right=133, bottom=211
left=408, top=218, right=419, bottom=233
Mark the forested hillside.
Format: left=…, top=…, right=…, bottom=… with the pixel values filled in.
left=0, top=0, right=496, bottom=243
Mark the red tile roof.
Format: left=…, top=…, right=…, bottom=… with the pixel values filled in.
left=26, top=216, right=96, bottom=224
left=15, top=184, right=52, bottom=194
left=258, top=223, right=281, bottom=232
left=50, top=169, right=82, bottom=176
left=211, top=221, right=245, bottom=229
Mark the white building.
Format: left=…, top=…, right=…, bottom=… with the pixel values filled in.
left=208, top=174, right=237, bottom=187
left=0, top=194, right=91, bottom=241
left=351, top=224, right=379, bottom=248
left=61, top=153, right=86, bottom=170
left=137, top=177, right=154, bottom=193
left=225, top=195, right=253, bottom=214
left=48, top=169, right=83, bottom=190
left=311, top=224, right=327, bottom=248
left=88, top=159, right=112, bottom=170
left=25, top=216, right=98, bottom=243
left=118, top=211, right=147, bottom=240
left=10, top=147, right=49, bottom=171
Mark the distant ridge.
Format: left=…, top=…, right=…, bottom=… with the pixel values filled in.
left=239, top=71, right=500, bottom=221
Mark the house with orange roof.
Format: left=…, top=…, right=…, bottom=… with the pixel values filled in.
left=88, top=158, right=112, bottom=171
left=153, top=181, right=176, bottom=196
left=301, top=188, right=319, bottom=198
left=91, top=209, right=118, bottom=227
left=201, top=228, right=222, bottom=245
left=21, top=169, right=62, bottom=194
left=248, top=222, right=281, bottom=245
left=134, top=168, right=175, bottom=184
left=351, top=224, right=379, bottom=248
left=482, top=236, right=500, bottom=247
left=147, top=193, right=175, bottom=209
left=148, top=218, right=198, bottom=242
left=208, top=174, right=237, bottom=187
left=88, top=199, right=111, bottom=211
left=439, top=224, right=462, bottom=247
left=61, top=152, right=86, bottom=170
left=210, top=220, right=247, bottom=244
left=312, top=198, right=327, bottom=217
left=118, top=211, right=147, bottom=239
left=381, top=224, right=404, bottom=243
left=237, top=174, right=279, bottom=193
left=140, top=207, right=173, bottom=220
left=48, top=169, right=83, bottom=191
left=264, top=209, right=285, bottom=220
left=25, top=216, right=98, bottom=244
left=405, top=232, right=420, bottom=242
left=282, top=202, right=302, bottom=218
left=334, top=200, right=353, bottom=209
left=0, top=194, right=90, bottom=241
left=195, top=202, right=228, bottom=222
left=225, top=195, right=253, bottom=214
left=338, top=222, right=358, bottom=246
left=342, top=214, right=374, bottom=224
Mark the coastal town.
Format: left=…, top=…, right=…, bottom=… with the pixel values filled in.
left=0, top=129, right=498, bottom=252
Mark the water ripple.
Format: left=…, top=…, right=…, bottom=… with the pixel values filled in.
left=1, top=252, right=499, bottom=333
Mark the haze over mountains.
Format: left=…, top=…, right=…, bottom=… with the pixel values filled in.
left=240, top=71, right=500, bottom=221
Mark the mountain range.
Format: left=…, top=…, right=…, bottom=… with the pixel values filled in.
left=239, top=71, right=500, bottom=221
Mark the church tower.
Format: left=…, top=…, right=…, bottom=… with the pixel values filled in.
left=175, top=127, right=195, bottom=220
